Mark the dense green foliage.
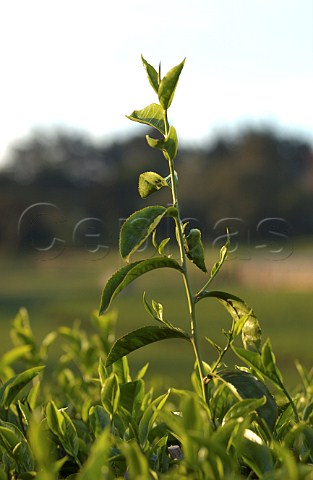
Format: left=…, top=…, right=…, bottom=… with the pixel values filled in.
left=1, top=57, right=313, bottom=479
left=0, top=307, right=312, bottom=479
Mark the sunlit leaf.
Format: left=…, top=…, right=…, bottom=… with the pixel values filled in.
left=138, top=171, right=168, bottom=198
left=106, top=325, right=190, bottom=367
left=141, top=55, right=159, bottom=94
left=127, top=103, right=165, bottom=135
left=223, top=396, right=267, bottom=423
left=138, top=390, right=170, bottom=447
left=99, top=257, right=183, bottom=315
left=146, top=125, right=179, bottom=160
left=120, top=440, right=150, bottom=477
left=0, top=421, right=35, bottom=472
left=76, top=429, right=111, bottom=480
left=210, top=235, right=229, bottom=283
left=185, top=228, right=207, bottom=272
left=233, top=339, right=285, bottom=389
left=101, top=373, right=120, bottom=417
left=46, top=400, right=79, bottom=460
left=196, top=290, right=261, bottom=352
left=0, top=366, right=45, bottom=408
left=158, top=58, right=185, bottom=109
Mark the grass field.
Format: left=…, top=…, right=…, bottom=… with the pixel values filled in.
left=1, top=246, right=313, bottom=390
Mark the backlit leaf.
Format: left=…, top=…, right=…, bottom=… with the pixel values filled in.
left=76, top=429, right=111, bottom=480
left=138, top=171, right=168, bottom=198
left=141, top=55, right=159, bottom=94
left=127, top=103, right=165, bottom=135
left=138, top=390, right=170, bottom=447
left=233, top=339, right=284, bottom=388
left=158, top=58, right=185, bottom=109
left=101, top=373, right=120, bottom=417
left=196, top=290, right=261, bottom=352
left=146, top=125, right=178, bottom=160
left=185, top=228, right=207, bottom=272
left=0, top=366, right=45, bottom=408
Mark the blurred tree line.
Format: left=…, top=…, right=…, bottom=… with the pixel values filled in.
left=0, top=128, right=312, bottom=256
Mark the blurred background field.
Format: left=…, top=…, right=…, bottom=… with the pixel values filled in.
left=1, top=244, right=312, bottom=391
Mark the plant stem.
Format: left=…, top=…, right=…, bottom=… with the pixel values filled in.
left=277, top=380, right=299, bottom=422
left=163, top=110, right=207, bottom=403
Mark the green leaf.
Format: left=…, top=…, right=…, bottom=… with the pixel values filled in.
left=120, top=205, right=167, bottom=261
left=146, top=125, right=179, bottom=160
left=158, top=58, right=185, bottom=109
left=158, top=237, right=171, bottom=255
left=141, top=55, right=159, bottom=94
left=210, top=235, right=229, bottom=283
left=28, top=411, right=59, bottom=477
left=223, top=396, right=267, bottom=423
left=120, top=440, right=150, bottom=478
left=99, top=261, right=141, bottom=314
left=101, top=373, right=120, bottom=417
left=113, top=356, right=130, bottom=384
left=233, top=339, right=285, bottom=389
left=242, top=315, right=262, bottom=353
left=185, top=228, right=207, bottom=272
left=76, top=429, right=111, bottom=480
left=138, top=172, right=168, bottom=198
left=0, top=425, right=35, bottom=473
left=46, top=401, right=79, bottom=459
left=138, top=390, right=170, bottom=447
left=0, top=366, right=45, bottom=408
left=239, top=431, right=274, bottom=477
left=60, top=410, right=79, bottom=459
left=99, top=257, right=183, bottom=315
left=196, top=290, right=261, bottom=352
left=261, top=339, right=283, bottom=383
left=152, top=230, right=171, bottom=256
left=106, top=325, right=190, bottom=367
left=127, top=103, right=165, bottom=135
left=89, top=405, right=110, bottom=438
left=219, top=370, right=278, bottom=430
left=120, top=380, right=145, bottom=419
left=142, top=293, right=175, bottom=328
left=0, top=345, right=33, bottom=367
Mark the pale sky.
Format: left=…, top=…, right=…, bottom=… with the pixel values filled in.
left=1, top=0, right=313, bottom=164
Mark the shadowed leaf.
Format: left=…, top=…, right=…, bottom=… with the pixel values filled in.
left=106, top=325, right=190, bottom=367
left=120, top=206, right=167, bottom=261
left=220, top=370, right=278, bottom=430
left=100, top=257, right=183, bottom=315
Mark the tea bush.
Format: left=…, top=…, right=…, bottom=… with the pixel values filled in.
left=0, top=57, right=312, bottom=479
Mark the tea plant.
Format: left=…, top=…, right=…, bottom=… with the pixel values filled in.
left=0, top=56, right=312, bottom=479
left=99, top=56, right=298, bottom=421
